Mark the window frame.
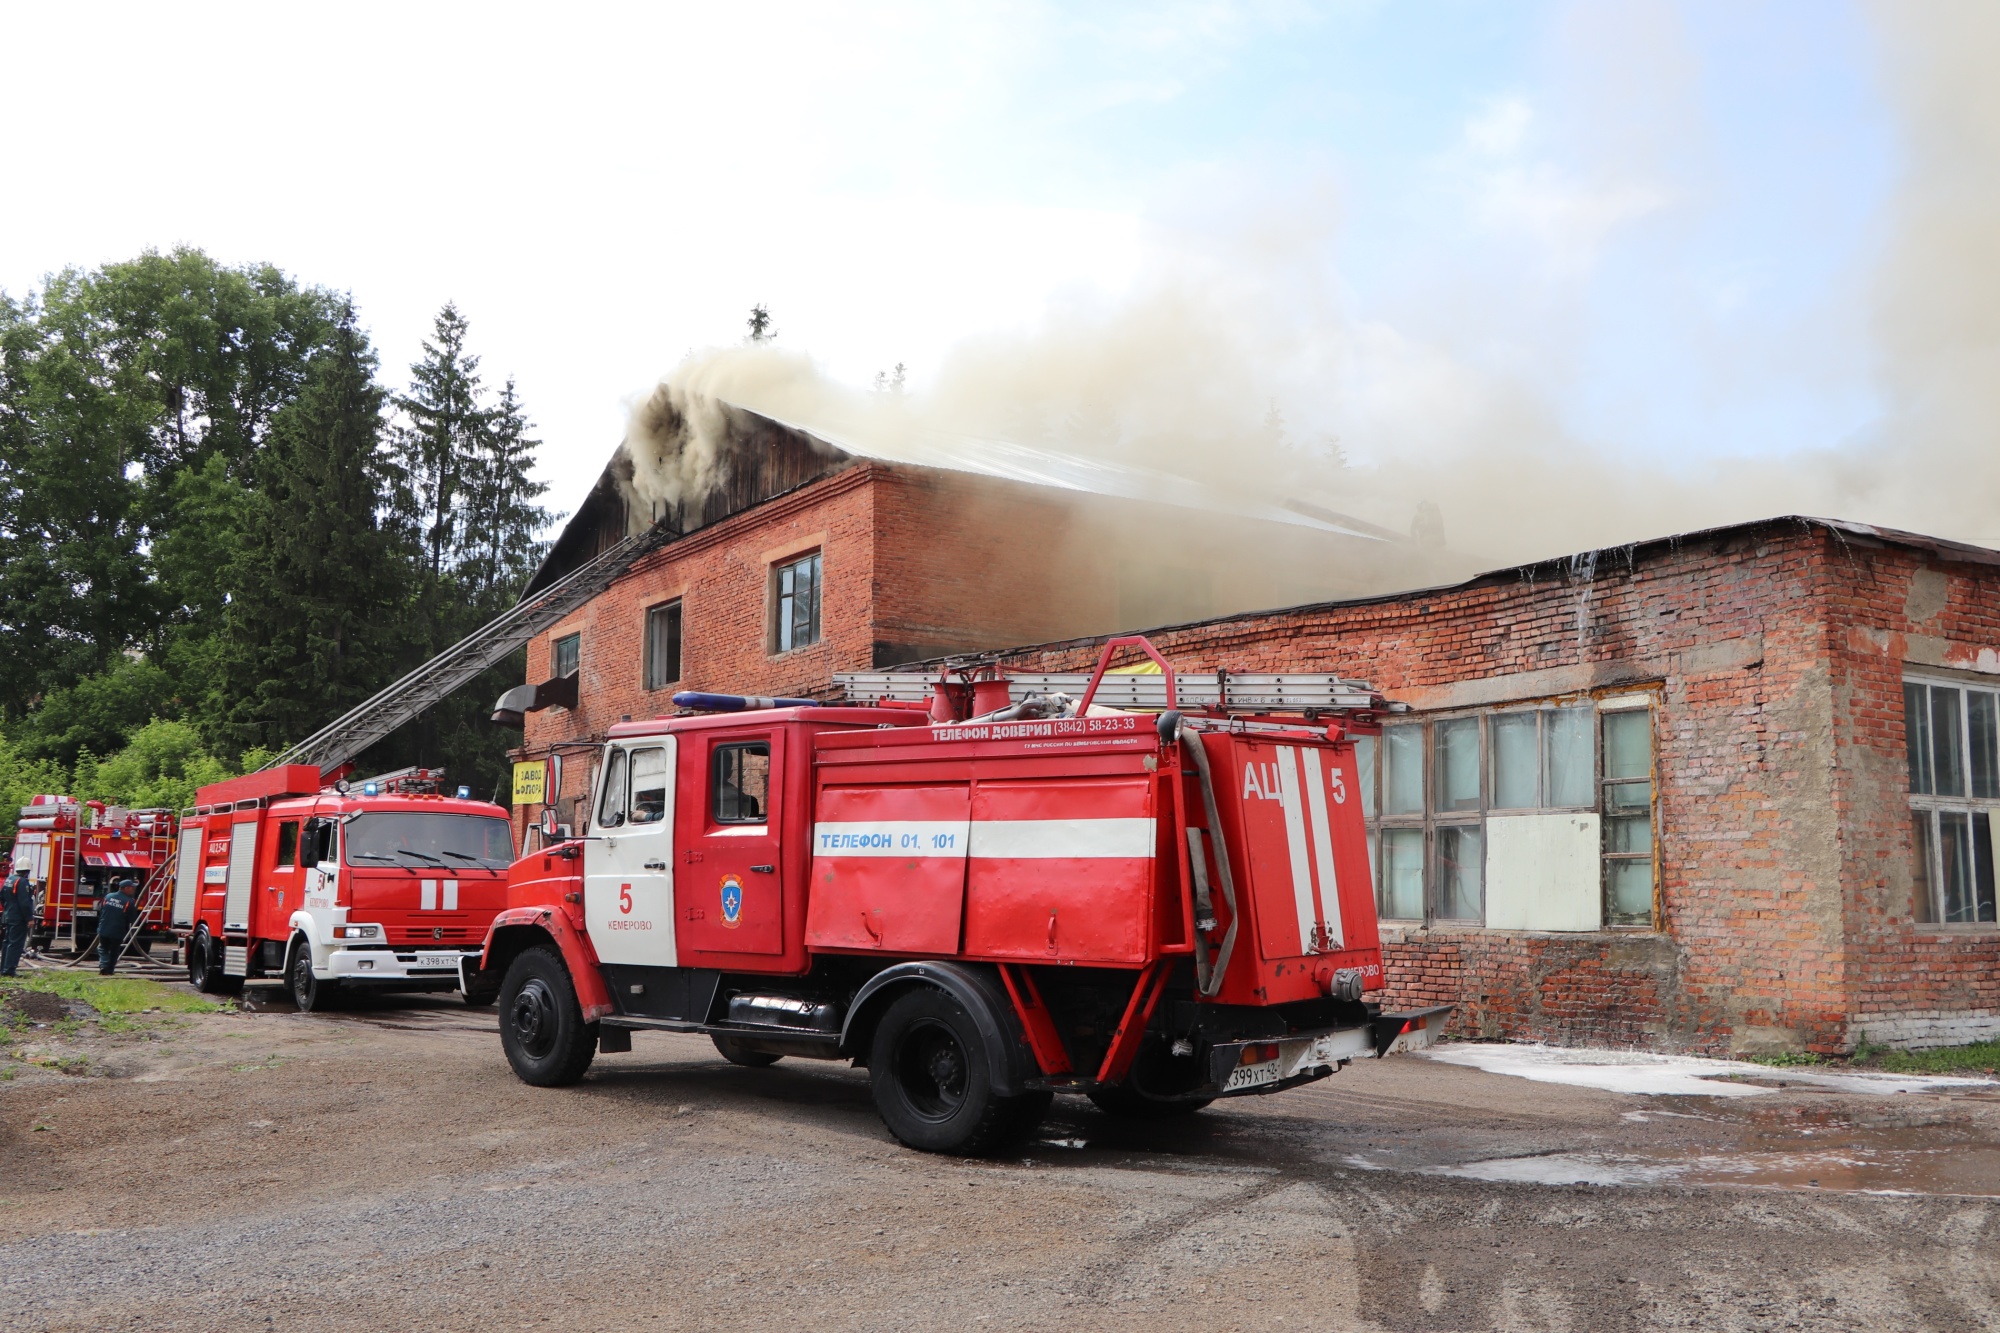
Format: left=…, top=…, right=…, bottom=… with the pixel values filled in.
left=1355, top=691, right=1658, bottom=930
left=552, top=632, right=580, bottom=681
left=771, top=550, right=823, bottom=654
left=1904, top=674, right=2000, bottom=928
left=644, top=599, right=683, bottom=692
left=711, top=741, right=772, bottom=826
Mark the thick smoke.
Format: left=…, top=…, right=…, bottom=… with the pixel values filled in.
left=623, top=4, right=2000, bottom=576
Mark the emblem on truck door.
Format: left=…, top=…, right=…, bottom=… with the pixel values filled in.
left=719, top=874, right=744, bottom=928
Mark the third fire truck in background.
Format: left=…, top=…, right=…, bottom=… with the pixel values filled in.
left=7, top=796, right=177, bottom=957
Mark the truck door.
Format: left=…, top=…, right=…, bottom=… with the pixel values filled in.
left=584, top=738, right=680, bottom=968
left=676, top=730, right=784, bottom=957
left=254, top=818, right=303, bottom=939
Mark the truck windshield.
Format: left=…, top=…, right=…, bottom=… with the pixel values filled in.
left=345, top=813, right=515, bottom=869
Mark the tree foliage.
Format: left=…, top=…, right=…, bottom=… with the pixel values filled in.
left=0, top=250, right=556, bottom=813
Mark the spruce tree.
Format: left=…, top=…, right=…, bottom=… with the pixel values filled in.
left=391, top=303, right=488, bottom=578
left=460, top=376, right=552, bottom=607
left=217, top=305, right=414, bottom=755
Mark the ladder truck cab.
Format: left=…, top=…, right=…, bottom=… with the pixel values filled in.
left=468, top=637, right=1447, bottom=1155
left=175, top=766, right=516, bottom=1010
left=8, top=796, right=178, bottom=956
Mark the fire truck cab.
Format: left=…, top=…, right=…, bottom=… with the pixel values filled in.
left=472, top=638, right=1445, bottom=1154
left=175, top=766, right=515, bottom=1009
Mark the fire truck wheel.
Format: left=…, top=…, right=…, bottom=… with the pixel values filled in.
left=867, top=987, right=1036, bottom=1156
left=187, top=931, right=240, bottom=996
left=289, top=944, right=341, bottom=1012
left=498, top=946, right=597, bottom=1086
left=711, top=1035, right=782, bottom=1067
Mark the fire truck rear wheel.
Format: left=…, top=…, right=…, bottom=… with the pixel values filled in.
left=711, top=1035, right=782, bottom=1067
left=289, top=942, right=341, bottom=1012
left=498, top=946, right=597, bottom=1086
left=867, top=987, right=1039, bottom=1156
left=187, top=931, right=240, bottom=996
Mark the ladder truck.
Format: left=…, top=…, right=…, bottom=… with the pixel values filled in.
left=465, top=637, right=1446, bottom=1154
left=174, top=766, right=516, bottom=1009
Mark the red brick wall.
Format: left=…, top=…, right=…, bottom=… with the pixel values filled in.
left=985, top=523, right=1888, bottom=1055
left=1825, top=540, right=2000, bottom=1048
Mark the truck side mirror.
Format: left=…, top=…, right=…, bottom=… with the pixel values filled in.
left=540, top=807, right=558, bottom=841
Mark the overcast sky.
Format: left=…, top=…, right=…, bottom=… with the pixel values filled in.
left=0, top=1, right=1896, bottom=526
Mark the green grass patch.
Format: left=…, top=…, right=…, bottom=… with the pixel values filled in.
left=0, top=971, right=228, bottom=1018
left=1864, top=1039, right=2000, bottom=1076
left=1748, top=1051, right=1826, bottom=1068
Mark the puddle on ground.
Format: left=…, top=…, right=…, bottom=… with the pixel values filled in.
left=1363, top=1117, right=2000, bottom=1197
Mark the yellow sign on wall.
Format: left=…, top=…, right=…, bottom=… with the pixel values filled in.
left=511, top=760, right=548, bottom=806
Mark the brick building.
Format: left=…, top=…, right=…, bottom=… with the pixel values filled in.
left=508, top=409, right=2000, bottom=1055
left=965, top=516, right=2000, bottom=1056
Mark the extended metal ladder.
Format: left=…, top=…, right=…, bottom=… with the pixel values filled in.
left=833, top=670, right=1386, bottom=713
left=262, top=524, right=676, bottom=774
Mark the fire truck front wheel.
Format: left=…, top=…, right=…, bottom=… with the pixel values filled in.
left=498, top=946, right=597, bottom=1086
left=289, top=942, right=341, bottom=1013
left=868, top=987, right=1045, bottom=1155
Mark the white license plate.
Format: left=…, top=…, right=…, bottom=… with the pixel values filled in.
left=1223, top=1059, right=1283, bottom=1092
left=417, top=953, right=463, bottom=969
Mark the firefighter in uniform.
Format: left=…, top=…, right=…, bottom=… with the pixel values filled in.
left=1, top=869, right=32, bottom=977
left=96, top=877, right=136, bottom=975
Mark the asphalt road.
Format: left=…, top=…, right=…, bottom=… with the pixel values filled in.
left=6, top=990, right=2000, bottom=1332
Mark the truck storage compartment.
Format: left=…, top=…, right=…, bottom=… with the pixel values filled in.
left=805, top=783, right=970, bottom=953
left=962, top=776, right=1156, bottom=964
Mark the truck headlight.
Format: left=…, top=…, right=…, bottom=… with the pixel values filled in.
left=333, top=925, right=380, bottom=939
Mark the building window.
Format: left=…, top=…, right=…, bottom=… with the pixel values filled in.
left=645, top=600, right=682, bottom=690
left=773, top=551, right=822, bottom=653
left=552, top=632, right=580, bottom=680
left=1600, top=705, right=1656, bottom=926
left=1905, top=677, right=2000, bottom=924
left=1354, top=696, right=1656, bottom=929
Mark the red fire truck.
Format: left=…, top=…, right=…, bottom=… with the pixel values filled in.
left=174, top=766, right=517, bottom=1009
left=468, top=638, right=1445, bottom=1154
left=8, top=796, right=178, bottom=956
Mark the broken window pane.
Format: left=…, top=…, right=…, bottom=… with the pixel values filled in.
left=1912, top=811, right=1937, bottom=923
left=1970, top=692, right=1999, bottom=800
left=1435, top=825, right=1483, bottom=919
left=1932, top=687, right=1965, bottom=797
left=1384, top=726, right=1423, bottom=816
left=1905, top=682, right=1933, bottom=795
left=1380, top=828, right=1424, bottom=919
left=1603, top=709, right=1652, bottom=782
left=1545, top=706, right=1594, bottom=807
left=1605, top=860, right=1653, bottom=925
left=1354, top=735, right=1378, bottom=820
left=1491, top=713, right=1538, bottom=809
left=1941, top=810, right=1975, bottom=922
left=1435, top=718, right=1481, bottom=812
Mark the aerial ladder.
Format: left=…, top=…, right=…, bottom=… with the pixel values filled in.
left=261, top=524, right=674, bottom=775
